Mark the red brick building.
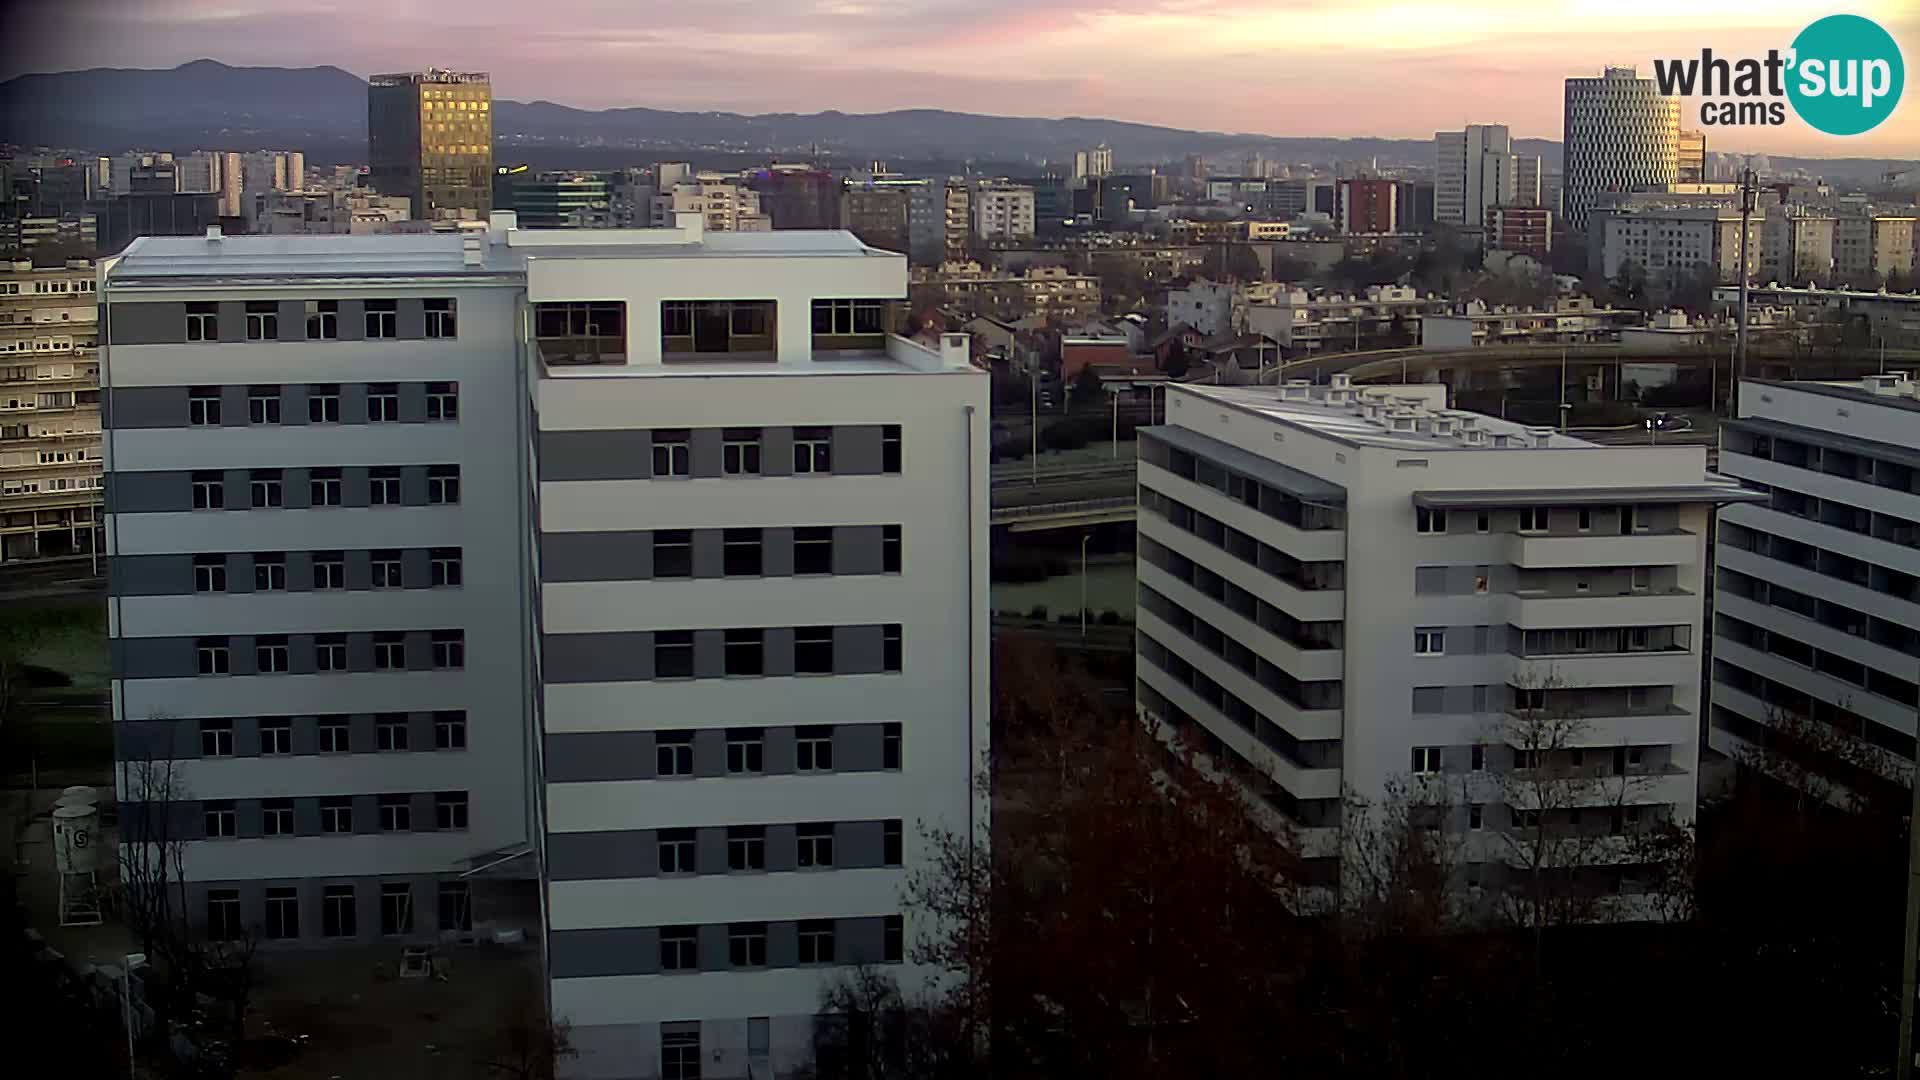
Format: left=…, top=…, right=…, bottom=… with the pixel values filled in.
left=1337, top=178, right=1398, bottom=235
left=1489, top=205, right=1554, bottom=257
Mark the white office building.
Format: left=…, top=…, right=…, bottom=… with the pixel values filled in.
left=1562, top=67, right=1680, bottom=231
left=1135, top=378, right=1755, bottom=897
left=101, top=216, right=989, bottom=1079
left=1434, top=124, right=1538, bottom=228
left=1712, top=375, right=1920, bottom=797
left=972, top=183, right=1036, bottom=241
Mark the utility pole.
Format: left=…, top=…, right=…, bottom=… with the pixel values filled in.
left=1559, top=346, right=1569, bottom=431
left=1029, top=362, right=1038, bottom=485
left=1734, top=165, right=1756, bottom=415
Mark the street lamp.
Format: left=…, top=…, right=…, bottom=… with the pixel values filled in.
left=1080, top=532, right=1093, bottom=638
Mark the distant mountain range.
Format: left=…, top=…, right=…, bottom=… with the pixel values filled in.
left=3, top=60, right=1914, bottom=184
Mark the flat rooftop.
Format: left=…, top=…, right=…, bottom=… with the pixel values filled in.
left=1181, top=383, right=1596, bottom=451
left=1752, top=376, right=1920, bottom=415
left=106, top=226, right=899, bottom=283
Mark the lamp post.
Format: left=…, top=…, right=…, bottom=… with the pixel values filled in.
left=1029, top=362, right=1039, bottom=485
left=1110, top=388, right=1120, bottom=458
left=1080, top=532, right=1093, bottom=638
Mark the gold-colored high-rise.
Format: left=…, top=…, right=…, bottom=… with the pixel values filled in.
left=368, top=70, right=493, bottom=221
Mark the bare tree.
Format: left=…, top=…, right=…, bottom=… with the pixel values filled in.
left=1734, top=701, right=1905, bottom=816
left=804, top=966, right=973, bottom=1080
left=1340, top=774, right=1474, bottom=937
left=474, top=984, right=575, bottom=1080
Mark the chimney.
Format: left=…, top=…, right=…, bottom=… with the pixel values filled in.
left=205, top=224, right=222, bottom=241
left=940, top=332, right=970, bottom=369
left=675, top=210, right=706, bottom=242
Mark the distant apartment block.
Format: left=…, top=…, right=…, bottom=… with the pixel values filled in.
left=1, top=257, right=101, bottom=563
left=100, top=215, right=987, bottom=1080
left=1562, top=68, right=1680, bottom=230
left=1761, top=206, right=1838, bottom=283
left=1336, top=178, right=1398, bottom=235
left=652, top=175, right=770, bottom=233
left=972, top=183, right=1036, bottom=242
left=1136, top=378, right=1756, bottom=899
left=1833, top=212, right=1915, bottom=285
left=1677, top=129, right=1708, bottom=184
left=1712, top=375, right=1920, bottom=800
left=1434, top=125, right=1536, bottom=229
left=1488, top=205, right=1553, bottom=258
left=368, top=69, right=494, bottom=220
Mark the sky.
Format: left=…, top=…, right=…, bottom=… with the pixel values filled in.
left=7, top=0, right=1918, bottom=157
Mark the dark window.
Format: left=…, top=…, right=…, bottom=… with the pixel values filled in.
left=264, top=887, right=299, bottom=939
left=729, top=922, right=768, bottom=967
left=308, top=384, right=340, bottom=423
left=884, top=624, right=902, bottom=672
left=196, top=636, right=230, bottom=675
left=882, top=723, right=902, bottom=770
left=322, top=885, right=355, bottom=936
left=883, top=819, right=903, bottom=866
left=725, top=628, right=764, bottom=676
left=191, top=471, right=224, bottom=509
left=188, top=387, right=221, bottom=425
left=653, top=531, right=692, bottom=578
left=378, top=794, right=411, bottom=831
left=884, top=914, right=904, bottom=963
left=794, top=426, right=831, bottom=473
left=655, top=631, right=694, bottom=678
left=434, top=710, right=467, bottom=750
left=206, top=889, right=242, bottom=939
left=365, top=299, right=399, bottom=339
left=376, top=712, right=409, bottom=749
left=249, top=469, right=283, bottom=508
left=660, top=926, right=698, bottom=969
left=253, top=552, right=286, bottom=591
left=435, top=791, right=468, bottom=830
left=797, top=919, right=836, bottom=964
left=426, top=381, right=459, bottom=420
left=367, top=383, right=399, bottom=422
left=883, top=525, right=901, bottom=572
left=723, top=428, right=761, bottom=475
left=723, top=529, right=762, bottom=576
left=658, top=829, right=696, bottom=874
left=796, top=726, right=834, bottom=771
left=245, top=301, right=279, bottom=341
left=306, top=300, right=339, bottom=341
left=259, top=717, right=292, bottom=754
left=247, top=385, right=281, bottom=423
left=373, top=632, right=405, bottom=670
left=369, top=466, right=401, bottom=505
left=319, top=716, right=350, bottom=753
left=312, top=552, right=345, bottom=590
left=652, top=430, right=690, bottom=477
left=200, top=717, right=233, bottom=756
left=431, top=548, right=463, bottom=587
left=203, top=800, right=237, bottom=838
left=797, top=823, right=834, bottom=868
left=379, top=881, right=413, bottom=935
left=727, top=729, right=764, bottom=774
left=662, top=1027, right=701, bottom=1080
left=427, top=465, right=460, bottom=504
left=438, top=882, right=471, bottom=932
left=795, top=627, right=834, bottom=674
left=371, top=550, right=403, bottom=588
left=193, top=554, right=227, bottom=593
left=320, top=797, right=352, bottom=833
left=263, top=799, right=294, bottom=836
left=727, top=826, right=766, bottom=871
left=794, top=528, right=833, bottom=574
left=656, top=732, right=694, bottom=776
left=185, top=302, right=219, bottom=342
left=882, top=425, right=902, bottom=473
left=431, top=630, right=465, bottom=670
left=424, top=298, right=457, bottom=338
left=309, top=467, right=343, bottom=506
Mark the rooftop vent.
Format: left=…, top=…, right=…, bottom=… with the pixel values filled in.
left=1432, top=416, right=1457, bottom=436
left=1526, top=426, right=1557, bottom=442
left=1865, top=372, right=1910, bottom=396
left=205, top=224, right=222, bottom=242
left=1330, top=372, right=1352, bottom=390
left=1461, top=428, right=1488, bottom=445
left=1280, top=380, right=1311, bottom=401
left=462, top=233, right=483, bottom=266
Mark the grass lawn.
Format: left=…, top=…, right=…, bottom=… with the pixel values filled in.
left=9, top=601, right=107, bottom=690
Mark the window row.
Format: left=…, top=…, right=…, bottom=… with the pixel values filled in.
left=184, top=381, right=458, bottom=425
left=175, top=298, right=457, bottom=343
left=1721, top=520, right=1920, bottom=606
left=1731, top=427, right=1920, bottom=497
left=182, top=547, right=462, bottom=593
left=644, top=819, right=903, bottom=876
left=1136, top=630, right=1343, bottom=773
left=543, top=624, right=903, bottom=684
left=551, top=917, right=904, bottom=992
left=1140, top=485, right=1346, bottom=592
left=1139, top=536, right=1343, bottom=650
left=543, top=722, right=902, bottom=785
left=184, top=711, right=468, bottom=758
left=645, top=425, right=901, bottom=478
left=1137, top=590, right=1344, bottom=713
left=1406, top=741, right=1650, bottom=779
left=1410, top=682, right=1672, bottom=718
left=671, top=624, right=894, bottom=679
left=203, top=880, right=472, bottom=943
left=559, top=525, right=899, bottom=581
left=663, top=723, right=899, bottom=777
left=184, top=464, right=459, bottom=510
left=1717, top=612, right=1919, bottom=708
left=190, top=791, right=470, bottom=840
left=181, top=630, right=465, bottom=676
left=1140, top=432, right=1347, bottom=531
left=1414, top=503, right=1671, bottom=536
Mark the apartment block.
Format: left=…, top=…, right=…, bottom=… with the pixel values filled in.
left=1, top=257, right=102, bottom=562
left=1761, top=206, right=1837, bottom=283
left=1135, top=377, right=1755, bottom=898
left=1833, top=212, right=1916, bottom=285
left=1562, top=68, right=1680, bottom=230
left=1712, top=376, right=1920, bottom=798
left=1590, top=203, right=1757, bottom=281
left=650, top=175, right=769, bottom=233
left=972, top=182, right=1036, bottom=241
left=1434, top=124, right=1531, bottom=229
left=101, top=215, right=988, bottom=1080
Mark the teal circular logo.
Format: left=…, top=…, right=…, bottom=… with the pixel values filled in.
left=1787, top=14, right=1904, bottom=135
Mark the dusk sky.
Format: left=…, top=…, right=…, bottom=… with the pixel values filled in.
left=10, top=0, right=1918, bottom=157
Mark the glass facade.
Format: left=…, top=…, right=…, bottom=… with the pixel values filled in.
left=368, top=71, right=494, bottom=221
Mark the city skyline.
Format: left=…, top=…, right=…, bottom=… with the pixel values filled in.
left=8, top=0, right=1916, bottom=158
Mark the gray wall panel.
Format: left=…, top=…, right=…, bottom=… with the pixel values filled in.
left=690, top=529, right=723, bottom=579
left=117, top=636, right=199, bottom=679
left=215, top=301, right=246, bottom=343
left=398, top=382, right=428, bottom=422
left=108, top=302, right=184, bottom=344
left=547, top=830, right=654, bottom=881
left=543, top=631, right=652, bottom=683
left=837, top=724, right=884, bottom=772
left=835, top=624, right=885, bottom=675
left=765, top=824, right=797, bottom=873
left=689, top=427, right=724, bottom=479
left=551, top=928, right=659, bottom=978
left=540, top=532, right=650, bottom=582
left=539, top=430, right=652, bottom=482
left=833, top=526, right=884, bottom=575
left=762, top=527, right=794, bottom=576
left=763, top=627, right=795, bottom=677
left=692, top=629, right=724, bottom=679
left=840, top=916, right=887, bottom=965
left=397, top=298, right=427, bottom=340
left=111, top=553, right=187, bottom=597
left=218, top=385, right=248, bottom=427
left=108, top=470, right=190, bottom=514
left=399, top=465, right=429, bottom=506
left=105, top=386, right=188, bottom=429
left=336, top=299, right=365, bottom=341
left=545, top=731, right=656, bottom=782
left=761, top=427, right=794, bottom=477
left=837, top=821, right=884, bottom=869
left=834, top=425, right=884, bottom=475
left=763, top=726, right=796, bottom=774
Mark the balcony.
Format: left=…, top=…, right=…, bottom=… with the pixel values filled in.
left=1503, top=529, right=1699, bottom=569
